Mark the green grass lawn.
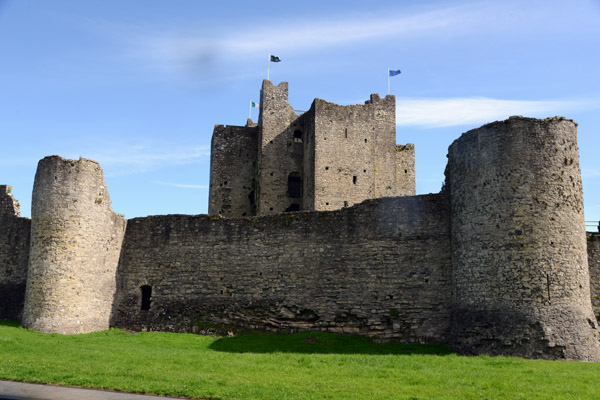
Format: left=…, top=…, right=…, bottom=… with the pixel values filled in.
left=1, top=321, right=599, bottom=400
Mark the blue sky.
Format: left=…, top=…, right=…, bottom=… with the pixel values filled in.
left=1, top=0, right=600, bottom=226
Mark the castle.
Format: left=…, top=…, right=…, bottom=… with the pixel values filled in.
left=2, top=80, right=600, bottom=361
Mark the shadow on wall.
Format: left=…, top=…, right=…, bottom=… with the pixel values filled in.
left=208, top=331, right=453, bottom=355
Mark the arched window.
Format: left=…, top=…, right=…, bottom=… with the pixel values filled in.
left=287, top=172, right=302, bottom=198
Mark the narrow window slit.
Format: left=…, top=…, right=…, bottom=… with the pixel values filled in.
left=141, top=285, right=152, bottom=311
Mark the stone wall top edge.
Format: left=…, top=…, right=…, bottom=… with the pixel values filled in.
left=213, top=124, right=259, bottom=131
left=448, top=116, right=577, bottom=152
left=396, top=143, right=415, bottom=151
left=313, top=96, right=394, bottom=110
left=39, top=155, right=100, bottom=165
left=0, top=214, right=31, bottom=222
left=366, top=93, right=395, bottom=104
left=261, top=79, right=288, bottom=90
left=128, top=193, right=446, bottom=224
left=212, top=125, right=259, bottom=142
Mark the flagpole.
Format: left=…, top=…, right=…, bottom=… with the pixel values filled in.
left=249, top=101, right=252, bottom=119
left=387, top=68, right=390, bottom=95
left=267, top=54, right=270, bottom=81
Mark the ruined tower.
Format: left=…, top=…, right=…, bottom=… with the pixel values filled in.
left=0, top=185, right=30, bottom=321
left=22, top=156, right=126, bottom=334
left=446, top=117, right=600, bottom=361
left=209, top=80, right=416, bottom=217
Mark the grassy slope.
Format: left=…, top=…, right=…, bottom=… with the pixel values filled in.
left=0, top=321, right=599, bottom=400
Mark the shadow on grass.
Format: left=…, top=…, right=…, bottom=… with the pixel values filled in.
left=209, top=331, right=454, bottom=355
left=0, top=320, right=20, bottom=328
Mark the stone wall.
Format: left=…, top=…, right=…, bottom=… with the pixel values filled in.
left=0, top=185, right=21, bottom=217
left=446, top=116, right=600, bottom=361
left=311, top=95, right=415, bottom=211
left=111, top=194, right=452, bottom=342
left=0, top=186, right=30, bottom=321
left=395, top=144, right=416, bottom=195
left=208, top=122, right=258, bottom=217
left=300, top=107, right=316, bottom=211
left=22, top=156, right=126, bottom=334
left=587, top=232, right=600, bottom=322
left=256, top=80, right=303, bottom=215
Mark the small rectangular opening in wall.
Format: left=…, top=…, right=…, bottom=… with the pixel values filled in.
left=353, top=176, right=357, bottom=184
left=141, top=285, right=152, bottom=311
left=344, top=201, right=348, bottom=207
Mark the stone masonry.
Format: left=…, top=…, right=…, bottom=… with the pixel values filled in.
left=0, top=186, right=30, bottom=321
left=446, top=117, right=600, bottom=360
left=209, top=80, right=416, bottom=217
left=21, top=156, right=126, bottom=334
left=111, top=195, right=452, bottom=341
left=1, top=82, right=600, bottom=361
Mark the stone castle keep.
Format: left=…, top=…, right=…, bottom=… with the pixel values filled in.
left=3, top=80, right=600, bottom=361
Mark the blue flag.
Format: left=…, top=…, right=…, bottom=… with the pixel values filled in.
left=389, top=69, right=401, bottom=77
left=270, top=55, right=282, bottom=62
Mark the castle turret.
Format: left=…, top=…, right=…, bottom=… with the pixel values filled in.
left=446, top=116, right=600, bottom=361
left=22, top=156, right=126, bottom=334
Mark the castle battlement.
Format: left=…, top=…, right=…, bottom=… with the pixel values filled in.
left=1, top=83, right=600, bottom=361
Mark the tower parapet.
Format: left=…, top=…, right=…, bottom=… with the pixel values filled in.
left=446, top=116, right=600, bottom=361
left=22, top=156, right=126, bottom=334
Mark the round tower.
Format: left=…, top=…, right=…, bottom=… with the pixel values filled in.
left=446, top=116, right=600, bottom=361
left=22, top=156, right=126, bottom=334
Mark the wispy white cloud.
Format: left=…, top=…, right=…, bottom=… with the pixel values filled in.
left=82, top=0, right=598, bottom=85
left=110, top=3, right=480, bottom=75
left=395, top=97, right=599, bottom=128
left=156, top=181, right=208, bottom=189
left=68, top=143, right=210, bottom=176
left=152, top=7, right=456, bottom=57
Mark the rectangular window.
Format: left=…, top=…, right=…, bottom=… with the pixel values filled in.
left=141, top=285, right=152, bottom=311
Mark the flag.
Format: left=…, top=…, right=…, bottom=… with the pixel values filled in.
left=270, top=55, right=282, bottom=62
left=389, top=69, right=401, bottom=77
left=251, top=101, right=260, bottom=108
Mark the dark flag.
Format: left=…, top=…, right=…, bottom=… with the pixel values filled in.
left=270, top=55, right=282, bottom=62
left=389, top=69, right=401, bottom=77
